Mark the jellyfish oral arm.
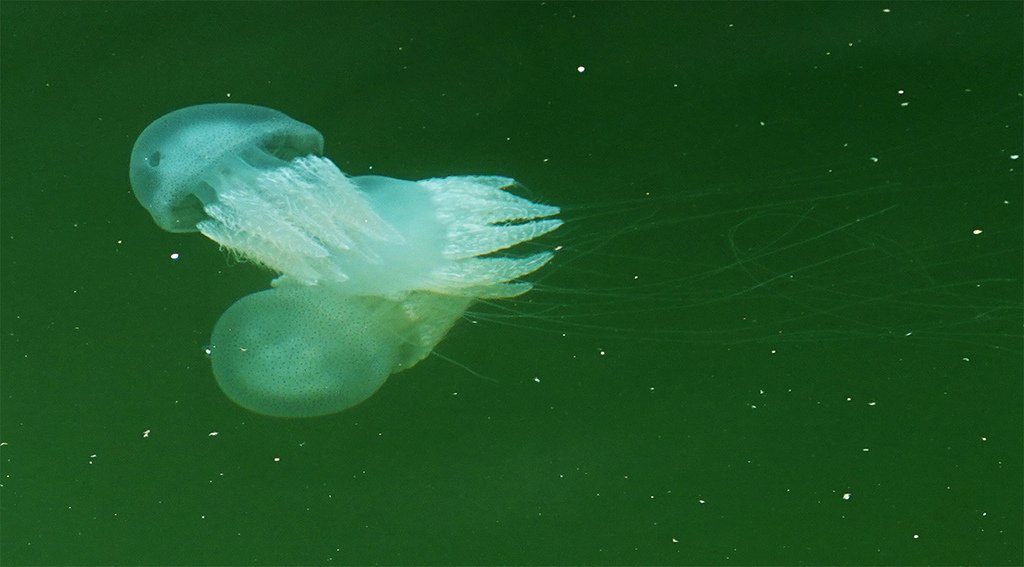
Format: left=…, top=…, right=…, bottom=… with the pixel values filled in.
left=197, top=155, right=562, bottom=297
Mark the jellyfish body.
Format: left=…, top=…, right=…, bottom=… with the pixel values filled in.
left=129, top=104, right=561, bottom=417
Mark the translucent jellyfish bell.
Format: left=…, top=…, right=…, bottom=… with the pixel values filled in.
left=129, top=103, right=562, bottom=417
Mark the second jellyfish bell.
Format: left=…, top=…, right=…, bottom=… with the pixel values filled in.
left=129, top=103, right=562, bottom=417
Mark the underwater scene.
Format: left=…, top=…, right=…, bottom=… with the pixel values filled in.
left=1, top=3, right=1021, bottom=565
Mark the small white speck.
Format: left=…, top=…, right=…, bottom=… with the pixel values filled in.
left=142, top=430, right=150, bottom=438
left=1010, top=154, right=1019, bottom=160
left=843, top=493, right=851, bottom=500
left=273, top=457, right=281, bottom=462
left=533, top=377, right=541, bottom=383
left=913, top=534, right=919, bottom=539
left=882, top=8, right=891, bottom=13
left=869, top=156, right=879, bottom=163
left=208, top=431, right=219, bottom=437
left=170, top=252, right=180, bottom=260
left=972, top=228, right=983, bottom=235
left=576, top=65, right=586, bottom=73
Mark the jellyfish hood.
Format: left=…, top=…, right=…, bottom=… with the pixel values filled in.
left=129, top=104, right=324, bottom=232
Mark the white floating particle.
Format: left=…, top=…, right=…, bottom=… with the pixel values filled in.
left=170, top=252, right=180, bottom=260
left=843, top=493, right=851, bottom=500
left=1010, top=154, right=1019, bottom=160
left=972, top=229, right=983, bottom=235
left=577, top=65, right=586, bottom=73
left=142, top=429, right=150, bottom=438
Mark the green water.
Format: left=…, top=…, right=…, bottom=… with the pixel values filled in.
left=2, top=2, right=1021, bottom=565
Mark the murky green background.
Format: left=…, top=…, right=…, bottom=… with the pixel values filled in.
left=2, top=2, right=1021, bottom=565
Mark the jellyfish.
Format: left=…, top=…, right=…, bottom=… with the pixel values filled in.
left=129, top=103, right=562, bottom=417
